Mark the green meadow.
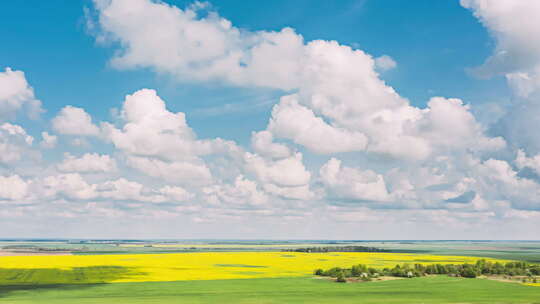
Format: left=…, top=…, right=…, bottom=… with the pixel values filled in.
left=1, top=276, right=539, bottom=304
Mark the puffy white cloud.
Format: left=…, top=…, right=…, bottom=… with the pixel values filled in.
left=159, top=185, right=194, bottom=202
left=58, top=153, right=117, bottom=173
left=0, top=123, right=34, bottom=164
left=244, top=152, right=311, bottom=187
left=101, top=89, right=200, bottom=160
left=52, top=106, right=100, bottom=136
left=0, top=175, right=29, bottom=200
left=461, top=0, right=540, bottom=97
left=251, top=130, right=291, bottom=159
left=97, top=178, right=191, bottom=203
left=0, top=68, right=43, bottom=120
left=374, top=55, right=397, bottom=71
left=101, top=89, right=245, bottom=185
left=461, top=1, right=540, bottom=153
left=43, top=173, right=97, bottom=200
left=473, top=158, right=540, bottom=210
left=125, top=155, right=212, bottom=185
left=515, top=149, right=540, bottom=175
left=263, top=183, right=314, bottom=201
left=40, top=173, right=193, bottom=204
left=267, top=95, right=368, bottom=154
left=202, top=175, right=268, bottom=207
left=40, top=132, right=57, bottom=149
left=320, top=158, right=391, bottom=202
left=411, top=97, right=505, bottom=153
left=265, top=40, right=502, bottom=160
left=91, top=0, right=304, bottom=90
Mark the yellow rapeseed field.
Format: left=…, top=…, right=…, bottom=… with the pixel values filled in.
left=0, top=252, right=503, bottom=285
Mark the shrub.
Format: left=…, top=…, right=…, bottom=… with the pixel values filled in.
left=336, top=272, right=346, bottom=283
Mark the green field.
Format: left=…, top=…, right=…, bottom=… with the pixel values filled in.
left=1, top=276, right=539, bottom=304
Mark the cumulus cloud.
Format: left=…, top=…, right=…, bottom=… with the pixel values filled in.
left=320, top=158, right=391, bottom=202
left=374, top=55, right=397, bottom=71
left=58, top=153, right=117, bottom=173
left=125, top=155, right=212, bottom=185
left=43, top=173, right=98, bottom=200
left=515, top=149, right=540, bottom=175
left=267, top=95, right=368, bottom=154
left=0, top=123, right=34, bottom=164
left=40, top=132, right=57, bottom=149
left=100, top=89, right=231, bottom=185
left=461, top=0, right=540, bottom=97
left=97, top=178, right=192, bottom=203
left=0, top=68, right=43, bottom=120
left=0, top=175, right=29, bottom=200
left=202, top=175, right=268, bottom=207
left=90, top=0, right=304, bottom=90
left=461, top=0, right=540, bottom=154
left=251, top=130, right=291, bottom=159
left=244, top=152, right=311, bottom=187
left=52, top=106, right=100, bottom=136
left=40, top=173, right=193, bottom=204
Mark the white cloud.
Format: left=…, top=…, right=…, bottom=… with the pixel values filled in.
left=43, top=173, right=97, bottom=200
left=125, top=155, right=212, bottom=185
left=101, top=89, right=246, bottom=185
left=101, top=89, right=200, bottom=160
left=474, top=158, right=540, bottom=210
left=202, top=175, right=268, bottom=207
left=91, top=0, right=304, bottom=90
left=515, top=149, right=540, bottom=175
left=58, top=153, right=118, bottom=173
left=98, top=178, right=175, bottom=203
left=0, top=123, right=34, bottom=164
left=0, top=175, right=29, bottom=200
left=267, top=95, right=368, bottom=154
left=251, top=130, right=291, bottom=159
left=320, top=158, right=391, bottom=202
left=461, top=0, right=540, bottom=97
left=0, top=68, right=43, bottom=120
left=40, top=132, right=57, bottom=149
left=263, top=183, right=314, bottom=201
left=40, top=173, right=194, bottom=204
left=159, top=185, right=194, bottom=202
left=461, top=1, right=540, bottom=154
left=244, top=152, right=311, bottom=187
left=374, top=55, right=397, bottom=71
left=52, top=106, right=100, bottom=136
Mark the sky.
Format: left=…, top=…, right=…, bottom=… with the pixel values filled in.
left=1, top=0, right=539, bottom=240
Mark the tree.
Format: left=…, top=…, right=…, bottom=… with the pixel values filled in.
left=336, top=272, right=346, bottom=283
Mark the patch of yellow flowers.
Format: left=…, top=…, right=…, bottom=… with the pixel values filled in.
left=0, top=252, right=507, bottom=285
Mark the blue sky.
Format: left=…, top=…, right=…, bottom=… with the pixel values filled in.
left=0, top=0, right=539, bottom=239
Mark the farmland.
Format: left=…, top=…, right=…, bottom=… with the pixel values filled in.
left=0, top=251, right=498, bottom=284
left=2, top=276, right=540, bottom=304
left=0, top=240, right=539, bottom=303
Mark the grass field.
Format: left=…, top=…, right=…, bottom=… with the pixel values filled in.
left=1, top=276, right=539, bottom=304
left=0, top=252, right=503, bottom=284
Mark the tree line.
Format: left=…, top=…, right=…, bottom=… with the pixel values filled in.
left=314, top=259, right=540, bottom=283
left=284, top=246, right=388, bottom=253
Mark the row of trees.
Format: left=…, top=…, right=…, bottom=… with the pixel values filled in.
left=284, top=246, right=388, bottom=253
left=314, top=259, right=540, bottom=282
